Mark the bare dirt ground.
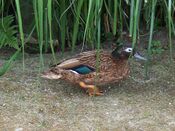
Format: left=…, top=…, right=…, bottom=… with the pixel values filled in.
left=0, top=32, right=175, bottom=131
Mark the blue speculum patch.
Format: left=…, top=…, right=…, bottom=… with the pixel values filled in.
left=69, top=65, right=95, bottom=74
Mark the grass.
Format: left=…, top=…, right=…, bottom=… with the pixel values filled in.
left=0, top=0, right=174, bottom=76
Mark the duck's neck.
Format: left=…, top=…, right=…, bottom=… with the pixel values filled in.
left=111, top=49, right=120, bottom=59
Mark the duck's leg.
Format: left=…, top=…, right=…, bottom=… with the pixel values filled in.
left=79, top=82, right=103, bottom=96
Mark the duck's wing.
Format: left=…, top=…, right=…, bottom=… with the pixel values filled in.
left=41, top=50, right=114, bottom=80
left=41, top=50, right=98, bottom=79
left=56, top=58, right=81, bottom=69
left=55, top=50, right=105, bottom=69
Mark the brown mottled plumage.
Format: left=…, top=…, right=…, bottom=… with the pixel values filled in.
left=42, top=47, right=145, bottom=96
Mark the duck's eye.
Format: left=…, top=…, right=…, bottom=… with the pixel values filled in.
left=125, top=48, right=132, bottom=52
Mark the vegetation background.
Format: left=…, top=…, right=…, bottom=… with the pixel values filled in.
left=0, top=0, right=174, bottom=76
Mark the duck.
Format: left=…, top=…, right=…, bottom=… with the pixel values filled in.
left=41, top=44, right=146, bottom=96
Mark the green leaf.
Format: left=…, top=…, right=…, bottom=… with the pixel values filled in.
left=0, top=15, right=19, bottom=50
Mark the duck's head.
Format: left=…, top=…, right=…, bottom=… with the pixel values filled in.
left=112, top=44, right=146, bottom=61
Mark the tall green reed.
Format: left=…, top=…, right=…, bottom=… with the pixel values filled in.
left=47, top=0, right=56, bottom=63
left=145, top=0, right=157, bottom=78
left=71, top=0, right=84, bottom=51
left=82, top=0, right=93, bottom=51
left=15, top=0, right=25, bottom=70
left=33, top=0, right=44, bottom=70
left=167, top=0, right=173, bottom=61
left=59, top=0, right=67, bottom=52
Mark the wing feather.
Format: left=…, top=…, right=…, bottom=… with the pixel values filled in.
left=56, top=58, right=80, bottom=69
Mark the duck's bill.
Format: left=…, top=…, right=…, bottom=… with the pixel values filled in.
left=134, top=52, right=147, bottom=61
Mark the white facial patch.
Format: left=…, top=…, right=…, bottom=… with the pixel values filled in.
left=124, top=47, right=133, bottom=53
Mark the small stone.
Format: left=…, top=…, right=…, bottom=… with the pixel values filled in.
left=15, top=128, right=23, bottom=131
left=44, top=88, right=48, bottom=92
left=38, top=108, right=44, bottom=113
left=106, top=112, right=109, bottom=115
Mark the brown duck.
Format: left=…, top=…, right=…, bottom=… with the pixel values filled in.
left=41, top=45, right=146, bottom=96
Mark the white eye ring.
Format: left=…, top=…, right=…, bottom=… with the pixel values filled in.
left=124, top=48, right=133, bottom=53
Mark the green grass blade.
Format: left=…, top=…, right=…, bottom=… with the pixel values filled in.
left=44, top=7, right=48, bottom=53
left=59, top=0, right=67, bottom=53
left=129, top=0, right=135, bottom=36
left=82, top=0, right=93, bottom=51
left=15, top=0, right=25, bottom=70
left=47, top=0, right=56, bottom=63
left=71, top=0, right=84, bottom=51
left=168, top=0, right=173, bottom=61
left=145, top=0, right=157, bottom=78
left=113, top=0, right=118, bottom=35
left=33, top=0, right=44, bottom=70
left=0, top=50, right=20, bottom=76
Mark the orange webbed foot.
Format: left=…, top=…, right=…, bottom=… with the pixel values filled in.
left=79, top=82, right=103, bottom=96
left=87, top=86, right=103, bottom=96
